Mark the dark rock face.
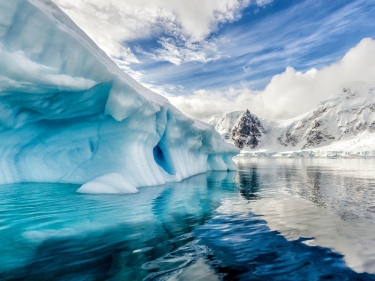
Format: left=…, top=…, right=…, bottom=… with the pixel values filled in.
left=232, top=110, right=265, bottom=149
left=278, top=132, right=299, bottom=147
left=302, top=121, right=335, bottom=149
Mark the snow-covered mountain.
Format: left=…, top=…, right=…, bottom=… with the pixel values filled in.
left=210, top=82, right=375, bottom=157
left=0, top=0, right=239, bottom=193
left=230, top=110, right=266, bottom=149
left=209, top=111, right=243, bottom=141
left=209, top=110, right=270, bottom=148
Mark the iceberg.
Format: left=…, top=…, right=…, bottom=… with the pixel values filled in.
left=0, top=0, right=239, bottom=193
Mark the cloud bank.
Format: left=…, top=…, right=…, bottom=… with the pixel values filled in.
left=165, top=38, right=375, bottom=121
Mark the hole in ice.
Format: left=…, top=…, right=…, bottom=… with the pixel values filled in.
left=153, top=144, right=174, bottom=175
left=89, top=139, right=95, bottom=153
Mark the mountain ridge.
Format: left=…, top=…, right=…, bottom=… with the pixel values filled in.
left=209, top=82, right=375, bottom=157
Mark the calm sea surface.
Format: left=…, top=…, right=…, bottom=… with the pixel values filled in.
left=1, top=158, right=375, bottom=280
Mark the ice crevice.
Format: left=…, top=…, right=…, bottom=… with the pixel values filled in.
left=0, top=0, right=239, bottom=194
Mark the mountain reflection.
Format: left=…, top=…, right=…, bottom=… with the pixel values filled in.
left=235, top=158, right=375, bottom=222
left=237, top=166, right=260, bottom=200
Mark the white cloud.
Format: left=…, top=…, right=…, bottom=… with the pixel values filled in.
left=136, top=37, right=222, bottom=65
left=53, top=0, right=271, bottom=64
left=165, top=38, right=375, bottom=121
left=164, top=87, right=256, bottom=121
left=256, top=0, right=273, bottom=6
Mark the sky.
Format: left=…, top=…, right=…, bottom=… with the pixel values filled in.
left=53, top=0, right=375, bottom=121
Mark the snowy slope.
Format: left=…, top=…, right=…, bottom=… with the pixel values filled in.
left=212, top=82, right=375, bottom=157
left=0, top=0, right=239, bottom=193
left=209, top=111, right=242, bottom=140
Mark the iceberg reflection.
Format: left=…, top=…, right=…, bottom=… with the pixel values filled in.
left=1, top=159, right=375, bottom=279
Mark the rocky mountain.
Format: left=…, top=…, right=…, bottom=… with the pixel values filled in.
left=210, top=82, right=375, bottom=153
left=231, top=110, right=266, bottom=149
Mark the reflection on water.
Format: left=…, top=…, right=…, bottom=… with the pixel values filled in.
left=238, top=166, right=260, bottom=200
left=195, top=214, right=371, bottom=281
left=0, top=173, right=237, bottom=280
left=235, top=158, right=375, bottom=222
left=0, top=159, right=375, bottom=280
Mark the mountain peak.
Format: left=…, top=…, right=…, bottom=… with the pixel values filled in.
left=231, top=111, right=265, bottom=149
left=212, top=82, right=375, bottom=153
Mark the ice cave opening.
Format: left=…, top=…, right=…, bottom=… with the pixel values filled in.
left=153, top=144, right=175, bottom=175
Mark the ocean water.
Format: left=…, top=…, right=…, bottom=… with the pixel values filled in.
left=1, top=158, right=375, bottom=280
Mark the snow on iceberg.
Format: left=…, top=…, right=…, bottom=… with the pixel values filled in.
left=0, top=0, right=239, bottom=193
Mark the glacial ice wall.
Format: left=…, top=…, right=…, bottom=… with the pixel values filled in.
left=0, top=0, right=239, bottom=193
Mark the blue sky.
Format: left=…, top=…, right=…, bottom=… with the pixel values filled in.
left=126, top=0, right=375, bottom=92
left=55, top=0, right=375, bottom=120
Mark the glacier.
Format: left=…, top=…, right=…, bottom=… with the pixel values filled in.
left=0, top=0, right=239, bottom=193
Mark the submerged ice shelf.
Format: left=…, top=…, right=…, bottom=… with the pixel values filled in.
left=0, top=0, right=239, bottom=193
